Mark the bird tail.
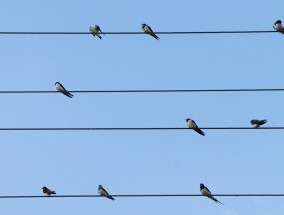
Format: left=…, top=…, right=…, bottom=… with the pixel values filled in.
left=260, top=119, right=267, bottom=125
left=100, top=30, right=106, bottom=37
left=218, top=200, right=225, bottom=205
left=97, top=34, right=102, bottom=39
left=107, top=195, right=115, bottom=201
left=62, top=92, right=73, bottom=98
left=152, top=33, right=160, bottom=40
left=195, top=128, right=205, bottom=136
left=51, top=191, right=56, bottom=195
left=67, top=92, right=74, bottom=98
left=210, top=196, right=224, bottom=205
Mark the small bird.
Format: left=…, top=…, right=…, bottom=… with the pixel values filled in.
left=250, top=119, right=267, bottom=128
left=55, top=82, right=74, bottom=98
left=273, top=20, right=284, bottom=34
left=200, top=183, right=224, bottom=205
left=89, top=24, right=103, bottom=39
left=42, top=186, right=56, bottom=196
left=185, top=118, right=205, bottom=136
left=141, top=23, right=160, bottom=40
left=98, top=185, right=115, bottom=201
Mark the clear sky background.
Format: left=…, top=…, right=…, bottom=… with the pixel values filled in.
left=0, top=0, right=283, bottom=214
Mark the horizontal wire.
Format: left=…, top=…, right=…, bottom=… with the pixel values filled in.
left=0, top=127, right=281, bottom=131
left=0, top=194, right=283, bottom=199
left=0, top=30, right=276, bottom=35
left=0, top=88, right=284, bottom=94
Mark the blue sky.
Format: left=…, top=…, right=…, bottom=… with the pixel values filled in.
left=0, top=0, right=283, bottom=214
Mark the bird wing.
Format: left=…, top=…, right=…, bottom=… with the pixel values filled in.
left=102, top=187, right=110, bottom=196
left=260, top=119, right=267, bottom=125
left=204, top=186, right=212, bottom=195
left=190, top=120, right=197, bottom=128
left=188, top=120, right=205, bottom=135
left=250, top=119, right=259, bottom=125
left=147, top=25, right=154, bottom=33
left=59, top=83, right=68, bottom=92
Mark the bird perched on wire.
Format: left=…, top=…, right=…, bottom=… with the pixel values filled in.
left=200, top=183, right=224, bottom=205
left=141, top=23, right=160, bottom=40
left=98, top=185, right=115, bottom=201
left=185, top=118, right=205, bottom=136
left=55, top=82, right=74, bottom=98
left=273, top=20, right=284, bottom=34
left=42, top=186, right=56, bottom=196
left=250, top=119, right=267, bottom=128
left=89, top=24, right=104, bottom=39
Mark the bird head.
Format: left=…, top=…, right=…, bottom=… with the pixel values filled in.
left=98, top=185, right=102, bottom=189
left=54, top=82, right=60, bottom=85
left=200, top=183, right=205, bottom=189
left=276, top=20, right=282, bottom=24
left=42, top=187, right=47, bottom=190
left=185, top=118, right=191, bottom=122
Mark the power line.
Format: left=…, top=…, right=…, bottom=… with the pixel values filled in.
left=0, top=88, right=284, bottom=94
left=0, top=30, right=276, bottom=35
left=0, top=194, right=283, bottom=199
left=0, top=127, right=281, bottom=131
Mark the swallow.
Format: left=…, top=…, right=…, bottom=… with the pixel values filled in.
left=98, top=185, right=115, bottom=201
left=273, top=20, right=284, bottom=34
left=250, top=119, right=267, bottom=128
left=141, top=23, right=160, bottom=40
left=42, top=186, right=56, bottom=196
left=200, top=183, right=224, bottom=205
left=55, top=82, right=74, bottom=98
left=185, top=118, right=205, bottom=136
left=89, top=24, right=103, bottom=39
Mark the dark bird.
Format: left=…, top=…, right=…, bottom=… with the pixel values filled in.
left=250, top=119, right=267, bottom=128
left=42, top=186, right=56, bottom=196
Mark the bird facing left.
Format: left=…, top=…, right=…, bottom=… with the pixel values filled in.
left=42, top=186, right=56, bottom=196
